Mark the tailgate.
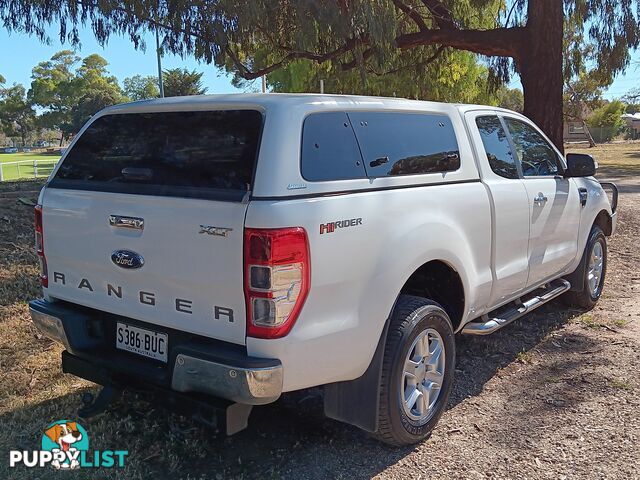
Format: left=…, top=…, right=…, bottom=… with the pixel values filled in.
left=42, top=189, right=248, bottom=344
left=39, top=108, right=264, bottom=346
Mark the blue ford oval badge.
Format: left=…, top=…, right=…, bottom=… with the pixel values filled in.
left=111, top=250, right=144, bottom=269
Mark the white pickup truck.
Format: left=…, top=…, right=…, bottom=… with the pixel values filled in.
left=30, top=94, right=617, bottom=445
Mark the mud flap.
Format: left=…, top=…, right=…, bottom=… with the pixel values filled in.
left=323, top=320, right=390, bottom=433
left=564, top=253, right=587, bottom=293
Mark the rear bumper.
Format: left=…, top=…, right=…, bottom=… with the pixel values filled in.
left=29, top=299, right=283, bottom=405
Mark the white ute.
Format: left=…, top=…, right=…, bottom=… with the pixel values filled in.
left=30, top=94, right=618, bottom=445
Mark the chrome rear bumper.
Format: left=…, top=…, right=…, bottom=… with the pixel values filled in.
left=30, top=305, right=71, bottom=349
left=29, top=300, right=283, bottom=405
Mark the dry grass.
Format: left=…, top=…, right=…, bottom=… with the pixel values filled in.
left=567, top=141, right=640, bottom=178
left=1, top=143, right=639, bottom=479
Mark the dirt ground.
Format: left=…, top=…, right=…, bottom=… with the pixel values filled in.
left=0, top=143, right=639, bottom=479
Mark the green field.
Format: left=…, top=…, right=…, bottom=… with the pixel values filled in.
left=0, top=152, right=60, bottom=181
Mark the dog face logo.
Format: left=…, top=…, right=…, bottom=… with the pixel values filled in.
left=41, top=420, right=89, bottom=469
left=44, top=421, right=83, bottom=451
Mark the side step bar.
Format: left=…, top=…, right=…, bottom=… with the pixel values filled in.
left=462, top=279, right=571, bottom=336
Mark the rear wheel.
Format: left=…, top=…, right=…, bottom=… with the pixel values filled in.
left=373, top=295, right=455, bottom=446
left=564, top=225, right=607, bottom=309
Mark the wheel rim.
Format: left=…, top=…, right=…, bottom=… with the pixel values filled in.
left=400, top=327, right=446, bottom=423
left=587, top=240, right=605, bottom=297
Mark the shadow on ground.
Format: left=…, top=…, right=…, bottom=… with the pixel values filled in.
left=1, top=300, right=602, bottom=480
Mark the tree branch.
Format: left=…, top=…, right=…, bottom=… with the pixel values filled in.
left=391, top=0, right=428, bottom=31
left=227, top=37, right=369, bottom=80
left=340, top=48, right=375, bottom=71
left=396, top=27, right=525, bottom=60
left=368, top=45, right=446, bottom=75
left=421, top=0, right=457, bottom=29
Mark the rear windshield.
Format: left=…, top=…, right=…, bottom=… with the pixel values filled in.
left=49, top=110, right=263, bottom=200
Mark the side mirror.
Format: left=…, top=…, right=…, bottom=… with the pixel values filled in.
left=565, top=153, right=597, bottom=178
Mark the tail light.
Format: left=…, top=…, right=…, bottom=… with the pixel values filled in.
left=244, top=227, right=310, bottom=338
left=34, top=205, right=48, bottom=287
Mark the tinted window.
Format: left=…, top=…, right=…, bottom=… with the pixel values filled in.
left=51, top=110, right=263, bottom=200
left=504, top=118, right=559, bottom=177
left=348, top=112, right=460, bottom=177
left=301, top=112, right=366, bottom=181
left=476, top=115, right=519, bottom=179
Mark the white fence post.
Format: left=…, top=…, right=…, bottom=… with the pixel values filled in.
left=0, top=159, right=58, bottom=181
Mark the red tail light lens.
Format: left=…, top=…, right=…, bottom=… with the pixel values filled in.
left=244, top=227, right=310, bottom=339
left=34, top=205, right=48, bottom=287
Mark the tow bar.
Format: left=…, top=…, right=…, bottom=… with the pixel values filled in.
left=64, top=352, right=253, bottom=435
left=78, top=385, right=121, bottom=418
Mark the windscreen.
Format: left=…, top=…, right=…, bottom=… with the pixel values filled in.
left=49, top=110, right=263, bottom=200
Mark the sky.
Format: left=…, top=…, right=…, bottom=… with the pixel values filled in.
left=0, top=24, right=638, bottom=99
left=0, top=26, right=248, bottom=95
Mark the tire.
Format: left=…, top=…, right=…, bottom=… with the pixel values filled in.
left=373, top=295, right=455, bottom=446
left=563, top=225, right=607, bottom=309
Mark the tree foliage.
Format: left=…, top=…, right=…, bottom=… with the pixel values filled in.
left=495, top=87, right=524, bottom=112
left=162, top=68, right=207, bottom=97
left=123, top=74, right=159, bottom=100
left=264, top=49, right=498, bottom=105
left=587, top=101, right=626, bottom=129
left=622, top=87, right=640, bottom=112
left=28, top=50, right=125, bottom=141
left=563, top=73, right=607, bottom=121
left=0, top=83, right=36, bottom=146
left=1, top=1, right=638, bottom=148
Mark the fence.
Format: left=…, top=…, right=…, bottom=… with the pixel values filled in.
left=0, top=159, right=59, bottom=182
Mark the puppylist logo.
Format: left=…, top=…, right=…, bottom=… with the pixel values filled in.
left=9, top=419, right=128, bottom=470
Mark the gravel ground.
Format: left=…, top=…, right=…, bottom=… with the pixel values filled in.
left=0, top=145, right=639, bottom=479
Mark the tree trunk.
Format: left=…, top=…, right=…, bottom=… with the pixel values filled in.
left=519, top=0, right=564, bottom=152
left=582, top=120, right=597, bottom=147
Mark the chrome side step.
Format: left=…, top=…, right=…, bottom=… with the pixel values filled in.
left=462, top=279, right=571, bottom=336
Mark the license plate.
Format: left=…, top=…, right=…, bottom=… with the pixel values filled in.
left=116, top=322, right=168, bottom=363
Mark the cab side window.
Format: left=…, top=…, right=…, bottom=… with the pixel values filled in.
left=475, top=115, right=519, bottom=179
left=504, top=118, right=560, bottom=177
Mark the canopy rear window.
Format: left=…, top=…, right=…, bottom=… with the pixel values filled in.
left=49, top=110, right=263, bottom=201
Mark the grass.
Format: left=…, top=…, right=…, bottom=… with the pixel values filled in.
left=0, top=152, right=60, bottom=181
left=0, top=141, right=639, bottom=479
left=613, top=319, right=630, bottom=328
left=566, top=142, right=640, bottom=177
left=578, top=314, right=603, bottom=329
left=516, top=350, right=533, bottom=364
left=610, top=379, right=633, bottom=391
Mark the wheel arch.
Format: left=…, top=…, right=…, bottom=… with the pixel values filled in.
left=594, top=209, right=613, bottom=236
left=565, top=215, right=609, bottom=292
left=324, top=258, right=466, bottom=432
left=398, top=259, right=466, bottom=332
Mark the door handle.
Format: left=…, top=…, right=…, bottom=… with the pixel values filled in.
left=578, top=187, right=588, bottom=206
left=109, top=215, right=144, bottom=230
left=369, top=156, right=389, bottom=168
left=533, top=193, right=548, bottom=205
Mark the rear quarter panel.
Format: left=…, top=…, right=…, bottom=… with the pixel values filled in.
left=245, top=183, right=492, bottom=391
